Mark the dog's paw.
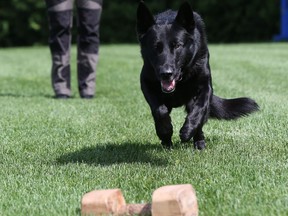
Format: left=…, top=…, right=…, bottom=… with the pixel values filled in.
left=194, top=140, right=206, bottom=150
left=161, top=140, right=172, bottom=149
left=179, top=126, right=194, bottom=142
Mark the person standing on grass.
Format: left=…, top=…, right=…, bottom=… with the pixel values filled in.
left=44, top=0, right=102, bottom=99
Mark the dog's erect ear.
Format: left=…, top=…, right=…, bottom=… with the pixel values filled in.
left=174, top=1, right=195, bottom=33
left=137, top=1, right=155, bottom=37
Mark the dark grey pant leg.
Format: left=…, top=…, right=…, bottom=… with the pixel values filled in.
left=76, top=0, right=102, bottom=97
left=45, top=0, right=74, bottom=96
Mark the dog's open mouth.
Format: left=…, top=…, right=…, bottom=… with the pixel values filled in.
left=161, top=79, right=176, bottom=93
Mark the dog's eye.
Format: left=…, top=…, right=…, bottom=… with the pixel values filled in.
left=173, top=42, right=183, bottom=49
left=154, top=42, right=163, bottom=53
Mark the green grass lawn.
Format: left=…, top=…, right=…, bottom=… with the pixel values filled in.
left=0, top=43, right=287, bottom=215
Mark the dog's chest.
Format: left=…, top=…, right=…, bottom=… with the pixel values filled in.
left=162, top=83, right=198, bottom=108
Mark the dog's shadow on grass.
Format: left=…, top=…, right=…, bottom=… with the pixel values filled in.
left=56, top=142, right=169, bottom=166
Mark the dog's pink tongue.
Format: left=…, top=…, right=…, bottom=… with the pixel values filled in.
left=161, top=79, right=176, bottom=93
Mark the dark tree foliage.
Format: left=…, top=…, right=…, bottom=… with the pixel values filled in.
left=0, top=0, right=280, bottom=47
left=0, top=0, right=48, bottom=47
left=192, top=0, right=280, bottom=42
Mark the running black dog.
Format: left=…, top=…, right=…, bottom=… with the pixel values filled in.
left=136, top=1, right=259, bottom=149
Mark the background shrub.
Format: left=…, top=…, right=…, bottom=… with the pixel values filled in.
left=0, top=0, right=280, bottom=47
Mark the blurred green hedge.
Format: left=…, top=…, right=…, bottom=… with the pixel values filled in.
left=0, top=0, right=280, bottom=47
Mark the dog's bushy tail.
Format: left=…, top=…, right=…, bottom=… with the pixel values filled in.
left=209, top=95, right=259, bottom=120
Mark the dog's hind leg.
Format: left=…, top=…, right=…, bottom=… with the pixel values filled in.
left=152, top=105, right=173, bottom=149
left=193, top=128, right=206, bottom=150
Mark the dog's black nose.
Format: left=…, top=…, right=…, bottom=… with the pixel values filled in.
left=160, top=72, right=173, bottom=80
left=160, top=68, right=173, bottom=80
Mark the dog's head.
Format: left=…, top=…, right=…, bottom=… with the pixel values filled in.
left=137, top=1, right=197, bottom=93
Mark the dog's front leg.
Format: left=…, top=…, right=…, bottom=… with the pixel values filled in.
left=152, top=104, right=173, bottom=148
left=141, top=77, right=173, bottom=148
left=180, top=85, right=211, bottom=149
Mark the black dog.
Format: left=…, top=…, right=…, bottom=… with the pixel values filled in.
left=136, top=1, right=259, bottom=149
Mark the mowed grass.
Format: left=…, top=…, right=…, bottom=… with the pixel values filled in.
left=0, top=43, right=287, bottom=215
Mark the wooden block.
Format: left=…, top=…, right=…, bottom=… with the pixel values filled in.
left=121, top=203, right=151, bottom=216
left=151, top=184, right=198, bottom=216
left=81, top=189, right=126, bottom=216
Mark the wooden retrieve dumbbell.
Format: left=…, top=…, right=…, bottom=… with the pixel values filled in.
left=81, top=188, right=151, bottom=215
left=81, top=184, right=198, bottom=216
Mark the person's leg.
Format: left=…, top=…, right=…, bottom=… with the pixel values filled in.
left=76, top=0, right=102, bottom=98
left=45, top=0, right=74, bottom=97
